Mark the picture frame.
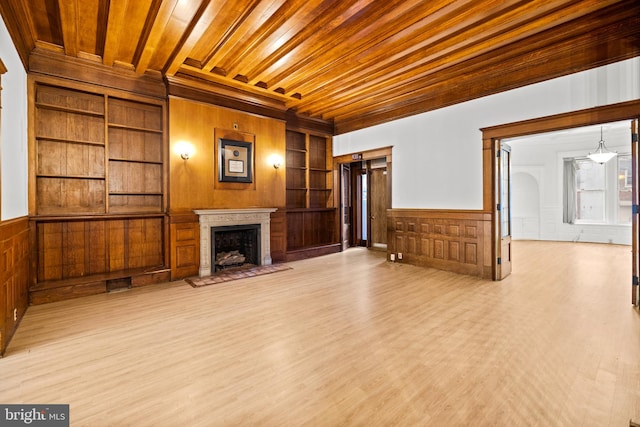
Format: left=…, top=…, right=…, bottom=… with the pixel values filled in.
left=218, top=138, right=253, bottom=183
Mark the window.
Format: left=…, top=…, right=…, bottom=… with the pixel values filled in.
left=564, top=155, right=632, bottom=224
left=575, top=158, right=605, bottom=222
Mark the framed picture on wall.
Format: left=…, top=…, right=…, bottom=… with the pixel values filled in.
left=218, top=138, right=253, bottom=183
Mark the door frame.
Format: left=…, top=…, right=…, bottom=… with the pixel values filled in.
left=632, top=119, right=639, bottom=305
left=340, top=163, right=352, bottom=250
left=333, top=147, right=393, bottom=252
left=481, top=99, right=640, bottom=286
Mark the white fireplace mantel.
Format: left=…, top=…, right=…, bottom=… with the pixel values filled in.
left=194, top=208, right=277, bottom=277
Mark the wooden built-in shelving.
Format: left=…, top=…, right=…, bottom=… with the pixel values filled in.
left=30, top=78, right=168, bottom=303
left=283, top=129, right=339, bottom=261
left=107, top=97, right=164, bottom=214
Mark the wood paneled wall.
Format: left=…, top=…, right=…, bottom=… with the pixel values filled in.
left=0, top=217, right=29, bottom=356
left=168, top=97, right=288, bottom=277
left=388, top=209, right=492, bottom=279
left=169, top=97, right=286, bottom=211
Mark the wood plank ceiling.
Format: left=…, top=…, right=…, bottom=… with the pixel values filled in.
left=1, top=0, right=639, bottom=134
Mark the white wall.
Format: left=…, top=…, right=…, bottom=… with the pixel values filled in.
left=508, top=123, right=632, bottom=245
left=334, top=58, right=640, bottom=210
left=512, top=170, right=540, bottom=240
left=0, top=17, right=28, bottom=220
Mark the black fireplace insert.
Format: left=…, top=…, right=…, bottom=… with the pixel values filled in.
left=211, top=224, right=261, bottom=271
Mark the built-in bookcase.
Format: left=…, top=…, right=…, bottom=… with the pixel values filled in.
left=285, top=130, right=333, bottom=209
left=30, top=78, right=169, bottom=304
left=286, top=130, right=307, bottom=209
left=34, top=84, right=165, bottom=215
left=35, top=85, right=106, bottom=214
left=107, top=98, right=163, bottom=213
left=308, top=134, right=332, bottom=208
left=284, top=129, right=339, bottom=260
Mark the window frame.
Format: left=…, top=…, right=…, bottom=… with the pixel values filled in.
left=564, top=153, right=632, bottom=226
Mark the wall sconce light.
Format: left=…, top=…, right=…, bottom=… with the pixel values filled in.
left=175, top=141, right=195, bottom=160
left=269, top=154, right=283, bottom=170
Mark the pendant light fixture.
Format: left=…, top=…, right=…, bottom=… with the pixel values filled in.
left=587, top=126, right=617, bottom=164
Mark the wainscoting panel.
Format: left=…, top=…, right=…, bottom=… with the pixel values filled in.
left=0, top=217, right=30, bottom=356
left=35, top=217, right=165, bottom=282
left=269, top=210, right=286, bottom=263
left=169, top=213, right=199, bottom=280
left=30, top=216, right=169, bottom=304
left=387, top=209, right=492, bottom=279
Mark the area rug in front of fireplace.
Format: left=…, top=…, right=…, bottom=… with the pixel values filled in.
left=185, top=264, right=292, bottom=288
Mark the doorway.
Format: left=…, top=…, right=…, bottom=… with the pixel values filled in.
left=482, top=103, right=639, bottom=304
left=504, top=120, right=638, bottom=299
left=340, top=162, right=366, bottom=249
left=336, top=148, right=392, bottom=251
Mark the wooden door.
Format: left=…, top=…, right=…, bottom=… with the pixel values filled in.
left=632, top=119, right=639, bottom=306
left=352, top=162, right=366, bottom=247
left=497, top=141, right=512, bottom=279
left=341, top=164, right=351, bottom=250
left=369, top=166, right=387, bottom=250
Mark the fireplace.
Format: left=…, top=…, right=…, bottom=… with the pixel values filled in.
left=194, top=208, right=277, bottom=277
left=211, top=224, right=260, bottom=271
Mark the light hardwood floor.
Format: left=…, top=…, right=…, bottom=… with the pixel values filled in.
left=1, top=241, right=639, bottom=426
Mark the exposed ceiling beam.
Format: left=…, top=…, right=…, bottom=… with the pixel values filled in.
left=102, top=0, right=129, bottom=67
left=133, top=0, right=169, bottom=75
left=57, top=0, right=78, bottom=57
left=164, top=0, right=217, bottom=76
